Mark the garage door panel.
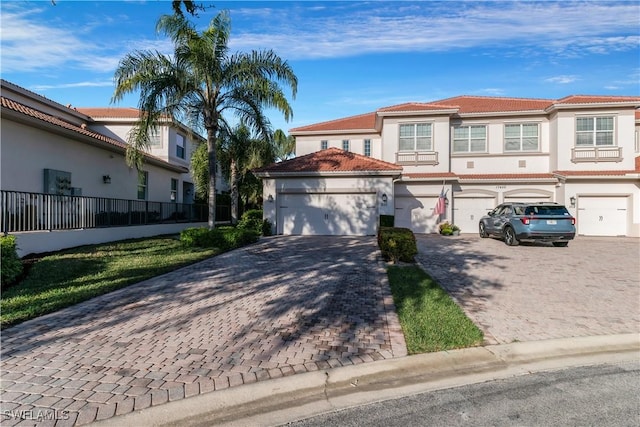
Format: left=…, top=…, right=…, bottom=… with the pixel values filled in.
left=280, top=193, right=377, bottom=236
left=453, top=198, right=496, bottom=234
left=577, top=196, right=628, bottom=236
left=395, top=196, right=439, bottom=233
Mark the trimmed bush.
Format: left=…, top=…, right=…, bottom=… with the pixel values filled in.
left=378, top=227, right=417, bottom=264
left=1, top=235, right=23, bottom=287
left=180, top=226, right=259, bottom=251
left=238, top=209, right=272, bottom=236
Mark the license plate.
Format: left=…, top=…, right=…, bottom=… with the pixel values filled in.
left=547, top=220, right=557, bottom=225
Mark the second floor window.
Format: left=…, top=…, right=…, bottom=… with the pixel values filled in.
left=321, top=140, right=328, bottom=150
left=342, top=140, right=350, bottom=151
left=399, top=123, right=432, bottom=151
left=137, top=171, right=148, bottom=200
left=176, top=133, right=185, bottom=158
left=364, top=139, right=371, bottom=157
left=504, top=123, right=539, bottom=152
left=453, top=125, right=486, bottom=153
left=576, top=116, right=614, bottom=146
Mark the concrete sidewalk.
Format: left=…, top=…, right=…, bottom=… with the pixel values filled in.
left=94, top=333, right=640, bottom=427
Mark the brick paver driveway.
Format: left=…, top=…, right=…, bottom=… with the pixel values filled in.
left=415, top=234, right=640, bottom=345
left=0, top=236, right=405, bottom=426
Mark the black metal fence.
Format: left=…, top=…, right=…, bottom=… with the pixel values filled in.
left=1, top=190, right=230, bottom=233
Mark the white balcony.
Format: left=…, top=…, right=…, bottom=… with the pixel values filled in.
left=396, top=151, right=439, bottom=165
left=571, top=146, right=622, bottom=163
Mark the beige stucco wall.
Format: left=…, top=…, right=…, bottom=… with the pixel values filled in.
left=295, top=133, right=382, bottom=158
left=1, top=119, right=190, bottom=203
left=12, top=222, right=207, bottom=257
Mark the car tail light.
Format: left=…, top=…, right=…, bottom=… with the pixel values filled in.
left=520, top=217, right=530, bottom=225
left=571, top=217, right=576, bottom=225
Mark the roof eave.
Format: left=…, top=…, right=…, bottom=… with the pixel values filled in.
left=253, top=170, right=402, bottom=178
left=547, top=102, right=640, bottom=113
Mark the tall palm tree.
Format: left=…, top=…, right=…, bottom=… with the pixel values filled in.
left=217, top=123, right=274, bottom=223
left=111, top=11, right=297, bottom=228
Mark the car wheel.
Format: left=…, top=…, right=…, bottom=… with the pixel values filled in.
left=479, top=222, right=488, bottom=238
left=504, top=227, right=519, bottom=246
left=552, top=241, right=569, bottom=247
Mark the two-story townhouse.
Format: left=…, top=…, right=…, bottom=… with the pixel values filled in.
left=0, top=79, right=228, bottom=255
left=254, top=95, right=640, bottom=238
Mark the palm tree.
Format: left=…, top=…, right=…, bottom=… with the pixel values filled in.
left=272, top=129, right=296, bottom=162
left=111, top=11, right=297, bottom=228
left=217, top=123, right=275, bottom=223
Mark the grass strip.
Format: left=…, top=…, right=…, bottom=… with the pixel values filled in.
left=388, top=265, right=484, bottom=354
left=1, top=236, right=218, bottom=329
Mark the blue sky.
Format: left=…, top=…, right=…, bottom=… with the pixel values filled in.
left=1, top=1, right=639, bottom=134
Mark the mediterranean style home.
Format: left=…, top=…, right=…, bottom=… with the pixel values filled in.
left=1, top=79, right=227, bottom=256
left=255, top=95, right=640, bottom=238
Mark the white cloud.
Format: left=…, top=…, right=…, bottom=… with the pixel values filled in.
left=545, top=75, right=579, bottom=84
left=31, top=81, right=114, bottom=91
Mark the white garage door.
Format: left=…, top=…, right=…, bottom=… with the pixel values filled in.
left=394, top=196, right=439, bottom=233
left=452, top=197, right=496, bottom=234
left=577, top=196, right=628, bottom=236
left=503, top=195, right=552, bottom=203
left=279, top=193, right=377, bottom=236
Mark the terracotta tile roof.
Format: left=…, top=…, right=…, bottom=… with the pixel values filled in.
left=254, top=148, right=402, bottom=174
left=635, top=110, right=640, bottom=120
left=290, top=112, right=376, bottom=133
left=458, top=173, right=556, bottom=180
left=431, top=95, right=553, bottom=113
left=403, top=172, right=457, bottom=179
left=555, top=95, right=640, bottom=104
left=377, top=102, right=457, bottom=113
left=76, top=107, right=142, bottom=119
left=553, top=170, right=637, bottom=177
left=1, top=97, right=187, bottom=172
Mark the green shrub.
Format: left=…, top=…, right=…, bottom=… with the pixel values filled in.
left=238, top=209, right=272, bottom=236
left=1, top=235, right=23, bottom=286
left=380, top=215, right=395, bottom=228
left=378, top=227, right=417, bottom=264
left=180, top=226, right=259, bottom=250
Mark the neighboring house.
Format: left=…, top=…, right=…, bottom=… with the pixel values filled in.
left=0, top=79, right=227, bottom=256
left=255, top=95, right=640, bottom=238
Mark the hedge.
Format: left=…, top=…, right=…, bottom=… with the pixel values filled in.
left=378, top=227, right=417, bottom=264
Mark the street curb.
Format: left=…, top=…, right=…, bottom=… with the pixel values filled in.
left=93, top=333, right=639, bottom=427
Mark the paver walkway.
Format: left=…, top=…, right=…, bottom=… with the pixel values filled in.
left=415, top=234, right=640, bottom=345
left=0, top=236, right=406, bottom=426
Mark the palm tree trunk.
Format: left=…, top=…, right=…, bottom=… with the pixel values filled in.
left=207, top=127, right=217, bottom=229
left=230, top=160, right=239, bottom=225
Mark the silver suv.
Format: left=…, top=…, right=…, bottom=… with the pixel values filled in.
left=479, top=202, right=576, bottom=247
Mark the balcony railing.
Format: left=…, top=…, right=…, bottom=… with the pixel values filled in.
left=1, top=190, right=230, bottom=233
left=571, top=146, right=622, bottom=163
left=396, top=151, right=439, bottom=165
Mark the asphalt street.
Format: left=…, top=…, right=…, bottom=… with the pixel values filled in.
left=288, top=360, right=640, bottom=427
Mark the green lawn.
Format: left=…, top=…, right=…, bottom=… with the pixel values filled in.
left=1, top=236, right=218, bottom=329
left=388, top=265, right=484, bottom=354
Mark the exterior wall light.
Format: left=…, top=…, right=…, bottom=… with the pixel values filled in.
left=267, top=194, right=274, bottom=203
left=381, top=193, right=388, bottom=206
left=570, top=196, right=576, bottom=207
left=102, top=175, right=111, bottom=184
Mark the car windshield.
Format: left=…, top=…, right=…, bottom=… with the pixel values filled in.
left=524, top=205, right=569, bottom=216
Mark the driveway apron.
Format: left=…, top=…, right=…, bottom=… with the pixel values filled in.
left=415, top=234, right=640, bottom=345
left=0, top=236, right=406, bottom=426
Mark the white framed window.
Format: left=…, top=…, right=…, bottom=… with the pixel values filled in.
left=453, top=125, right=486, bottom=153
left=342, top=140, right=350, bottom=151
left=576, top=116, right=614, bottom=146
left=364, top=139, right=371, bottom=157
left=176, top=133, right=186, bottom=158
left=171, top=178, right=178, bottom=202
left=137, top=171, right=148, bottom=200
left=504, top=123, right=539, bottom=152
left=399, top=123, right=432, bottom=151
left=321, top=140, right=328, bottom=150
